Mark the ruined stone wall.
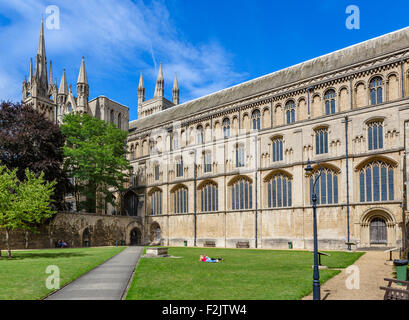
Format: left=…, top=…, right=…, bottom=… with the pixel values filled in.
left=0, top=212, right=143, bottom=250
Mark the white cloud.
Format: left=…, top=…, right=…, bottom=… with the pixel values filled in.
left=0, top=0, right=246, bottom=110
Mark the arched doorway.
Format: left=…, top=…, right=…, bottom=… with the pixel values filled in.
left=150, top=223, right=161, bottom=243
left=130, top=228, right=142, bottom=246
left=124, top=191, right=138, bottom=216
left=370, top=217, right=387, bottom=245
left=82, top=228, right=91, bottom=247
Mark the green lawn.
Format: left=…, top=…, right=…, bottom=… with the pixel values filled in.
left=126, top=247, right=364, bottom=300
left=0, top=246, right=126, bottom=300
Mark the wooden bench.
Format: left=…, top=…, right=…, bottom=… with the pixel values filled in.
left=204, top=241, right=216, bottom=247
left=380, top=278, right=409, bottom=300
left=236, top=241, right=250, bottom=249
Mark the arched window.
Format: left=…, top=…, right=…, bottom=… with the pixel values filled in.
left=285, top=100, right=295, bottom=124
left=199, top=182, right=218, bottom=212
left=154, top=164, right=160, bottom=181
left=176, top=157, right=183, bottom=177
left=359, top=161, right=394, bottom=202
left=309, top=168, right=339, bottom=205
left=150, top=189, right=162, bottom=215
left=197, top=125, right=204, bottom=144
left=368, top=121, right=383, bottom=151
left=110, top=109, right=114, bottom=123
left=324, top=89, right=336, bottom=115
left=68, top=103, right=72, bottom=112
left=232, top=178, right=253, bottom=210
left=315, top=127, right=328, bottom=155
left=236, top=144, right=245, bottom=167
left=204, top=151, right=212, bottom=173
left=252, top=110, right=261, bottom=130
left=172, top=186, right=188, bottom=214
left=272, top=137, right=283, bottom=162
left=370, top=77, right=383, bottom=105
left=267, top=173, right=292, bottom=208
left=223, top=118, right=231, bottom=138
left=118, top=113, right=121, bottom=129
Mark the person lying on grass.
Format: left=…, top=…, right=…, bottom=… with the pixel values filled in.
left=200, top=254, right=224, bottom=263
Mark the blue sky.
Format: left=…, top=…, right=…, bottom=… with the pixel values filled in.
left=0, top=0, right=408, bottom=121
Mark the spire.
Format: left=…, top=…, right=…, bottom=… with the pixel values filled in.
left=138, top=71, right=144, bottom=89
left=58, top=69, right=68, bottom=95
left=29, top=58, right=33, bottom=84
left=172, top=73, right=179, bottom=105
left=77, top=56, right=88, bottom=84
left=37, top=17, right=46, bottom=58
left=34, top=18, right=48, bottom=95
left=138, top=72, right=145, bottom=105
left=154, top=63, right=164, bottom=98
left=49, top=60, right=53, bottom=88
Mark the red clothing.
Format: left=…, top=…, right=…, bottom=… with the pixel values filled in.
left=201, top=256, right=206, bottom=262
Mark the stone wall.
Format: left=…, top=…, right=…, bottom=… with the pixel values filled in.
left=0, top=212, right=143, bottom=250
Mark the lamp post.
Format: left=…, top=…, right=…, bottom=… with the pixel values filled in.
left=305, top=159, right=322, bottom=300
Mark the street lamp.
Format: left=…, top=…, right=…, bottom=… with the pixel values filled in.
left=304, top=159, right=322, bottom=301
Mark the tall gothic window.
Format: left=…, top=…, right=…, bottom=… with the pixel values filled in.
left=154, top=164, right=160, bottom=181
left=286, top=100, right=296, bottom=124
left=118, top=113, right=121, bottom=129
left=197, top=125, right=204, bottom=144
left=368, top=121, right=383, bottom=151
left=173, top=186, right=188, bottom=214
left=110, top=109, right=114, bottom=123
left=236, top=145, right=245, bottom=168
left=267, top=173, right=292, bottom=208
left=223, top=118, right=231, bottom=138
left=68, top=103, right=72, bottom=113
left=176, top=157, right=183, bottom=177
left=151, top=189, right=162, bottom=215
left=324, top=89, right=336, bottom=115
left=200, top=182, right=218, bottom=212
left=252, top=110, right=261, bottom=130
left=272, top=137, right=283, bottom=162
left=204, top=151, right=212, bottom=173
left=309, top=168, right=339, bottom=205
left=315, top=127, right=328, bottom=155
left=232, top=177, right=253, bottom=210
left=370, top=77, right=383, bottom=105
left=359, top=161, right=394, bottom=202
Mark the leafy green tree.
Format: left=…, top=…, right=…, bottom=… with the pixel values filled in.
left=61, top=113, right=131, bottom=213
left=0, top=101, right=71, bottom=210
left=0, top=166, right=56, bottom=258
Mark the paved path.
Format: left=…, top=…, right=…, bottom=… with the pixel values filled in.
left=46, top=246, right=143, bottom=300
left=302, top=251, right=394, bottom=300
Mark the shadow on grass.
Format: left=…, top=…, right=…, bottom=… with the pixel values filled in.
left=0, top=251, right=88, bottom=260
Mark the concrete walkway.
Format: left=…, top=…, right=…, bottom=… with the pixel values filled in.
left=46, top=246, right=143, bottom=300
left=302, top=251, right=395, bottom=300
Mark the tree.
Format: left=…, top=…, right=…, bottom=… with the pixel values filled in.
left=61, top=113, right=131, bottom=213
left=0, top=101, right=71, bottom=210
left=0, top=166, right=56, bottom=258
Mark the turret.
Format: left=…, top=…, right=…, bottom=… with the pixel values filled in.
left=138, top=72, right=145, bottom=106
left=76, top=57, right=89, bottom=113
left=153, top=63, right=164, bottom=98
left=172, top=73, right=179, bottom=105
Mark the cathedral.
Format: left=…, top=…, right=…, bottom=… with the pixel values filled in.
left=23, top=19, right=409, bottom=250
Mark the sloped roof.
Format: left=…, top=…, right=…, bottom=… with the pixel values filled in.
left=130, top=26, right=409, bottom=132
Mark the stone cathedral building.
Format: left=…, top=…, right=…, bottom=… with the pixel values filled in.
left=22, top=20, right=409, bottom=250
left=127, top=27, right=409, bottom=250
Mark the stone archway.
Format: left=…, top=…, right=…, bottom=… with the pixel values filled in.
left=82, top=228, right=91, bottom=247
left=360, top=209, right=396, bottom=247
left=130, top=228, right=142, bottom=246
left=149, top=222, right=162, bottom=245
